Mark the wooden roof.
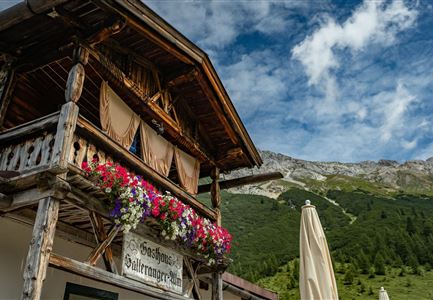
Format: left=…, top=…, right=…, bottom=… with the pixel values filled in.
left=0, top=0, right=262, bottom=174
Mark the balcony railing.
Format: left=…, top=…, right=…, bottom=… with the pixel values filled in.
left=0, top=109, right=216, bottom=221
left=0, top=112, right=59, bottom=174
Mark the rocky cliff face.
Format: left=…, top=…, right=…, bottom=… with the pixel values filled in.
left=226, top=150, right=433, bottom=198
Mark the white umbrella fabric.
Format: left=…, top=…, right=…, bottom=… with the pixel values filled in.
left=299, top=200, right=339, bottom=300
left=379, top=287, right=390, bottom=300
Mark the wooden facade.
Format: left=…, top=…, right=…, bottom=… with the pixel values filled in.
left=0, top=1, right=282, bottom=299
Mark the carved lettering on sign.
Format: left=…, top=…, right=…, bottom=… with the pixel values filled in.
left=122, top=232, right=183, bottom=294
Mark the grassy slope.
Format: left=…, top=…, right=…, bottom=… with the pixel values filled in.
left=259, top=266, right=433, bottom=300
left=197, top=176, right=433, bottom=299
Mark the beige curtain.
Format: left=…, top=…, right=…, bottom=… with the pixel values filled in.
left=299, top=202, right=338, bottom=300
left=140, top=121, right=174, bottom=176
left=174, top=148, right=200, bottom=195
left=99, top=81, right=140, bottom=149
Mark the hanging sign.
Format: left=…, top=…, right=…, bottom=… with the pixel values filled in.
left=122, top=232, right=183, bottom=294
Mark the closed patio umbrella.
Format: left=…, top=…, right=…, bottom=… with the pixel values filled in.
left=299, top=200, right=338, bottom=300
left=379, top=287, right=390, bottom=300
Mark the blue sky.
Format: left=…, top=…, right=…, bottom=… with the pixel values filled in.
left=146, top=0, right=433, bottom=163
left=1, top=0, right=433, bottom=162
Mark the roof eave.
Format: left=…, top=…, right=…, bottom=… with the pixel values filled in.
left=112, top=0, right=262, bottom=168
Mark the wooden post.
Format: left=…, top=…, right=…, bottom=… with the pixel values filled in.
left=212, top=273, right=223, bottom=300
left=21, top=197, right=60, bottom=300
left=0, top=56, right=16, bottom=129
left=210, top=167, right=221, bottom=226
left=65, top=47, right=88, bottom=103
left=50, top=102, right=79, bottom=170
left=210, top=167, right=223, bottom=300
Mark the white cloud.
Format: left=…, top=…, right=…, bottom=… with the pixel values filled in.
left=376, top=83, right=416, bottom=142
left=402, top=139, right=417, bottom=150
left=292, top=0, right=417, bottom=100
left=219, top=50, right=288, bottom=118
left=146, top=0, right=298, bottom=49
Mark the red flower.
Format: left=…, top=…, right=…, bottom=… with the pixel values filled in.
left=152, top=207, right=160, bottom=217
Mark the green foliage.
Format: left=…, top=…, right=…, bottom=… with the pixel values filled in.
left=198, top=191, right=300, bottom=281
left=198, top=181, right=433, bottom=298
left=343, top=268, right=355, bottom=285
left=259, top=264, right=433, bottom=300
left=375, top=254, right=386, bottom=275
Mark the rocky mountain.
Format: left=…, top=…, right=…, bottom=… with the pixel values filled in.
left=227, top=150, right=433, bottom=198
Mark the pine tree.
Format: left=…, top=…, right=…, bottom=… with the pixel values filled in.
left=357, top=251, right=370, bottom=274
left=406, top=217, right=416, bottom=235
left=374, top=253, right=386, bottom=275
left=343, top=268, right=354, bottom=285
left=408, top=255, right=419, bottom=275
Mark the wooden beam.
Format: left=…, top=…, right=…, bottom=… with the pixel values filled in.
left=0, top=58, right=16, bottom=130
left=201, top=59, right=262, bottom=167
left=86, top=224, right=119, bottom=268
left=0, top=192, right=11, bottom=208
left=210, top=167, right=221, bottom=226
left=96, top=0, right=199, bottom=65
left=209, top=167, right=222, bottom=300
left=84, top=45, right=214, bottom=164
left=49, top=253, right=192, bottom=300
left=0, top=171, right=71, bottom=212
left=184, top=258, right=202, bottom=300
left=21, top=197, right=60, bottom=300
left=195, top=72, right=238, bottom=146
left=167, top=69, right=197, bottom=88
left=0, top=112, right=59, bottom=144
left=0, top=0, right=70, bottom=32
left=88, top=212, right=118, bottom=273
left=5, top=208, right=118, bottom=255
left=198, top=172, right=283, bottom=194
left=88, top=19, right=126, bottom=46
left=0, top=187, right=57, bottom=212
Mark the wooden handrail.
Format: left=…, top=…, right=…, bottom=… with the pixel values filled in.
left=0, top=111, right=60, bottom=143
left=75, top=116, right=217, bottom=221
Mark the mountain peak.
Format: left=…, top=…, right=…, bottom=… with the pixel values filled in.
left=228, top=150, right=433, bottom=198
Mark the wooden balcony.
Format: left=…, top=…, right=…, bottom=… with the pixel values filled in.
left=0, top=104, right=227, bottom=299
left=0, top=108, right=216, bottom=221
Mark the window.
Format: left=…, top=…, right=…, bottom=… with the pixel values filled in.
left=63, top=282, right=118, bottom=300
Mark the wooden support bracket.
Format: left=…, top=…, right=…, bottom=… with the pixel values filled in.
left=87, top=211, right=119, bottom=273
left=184, top=257, right=202, bottom=300
left=86, top=224, right=119, bottom=268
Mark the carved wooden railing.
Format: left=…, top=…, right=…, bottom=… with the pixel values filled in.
left=0, top=111, right=216, bottom=221
left=0, top=112, right=60, bottom=174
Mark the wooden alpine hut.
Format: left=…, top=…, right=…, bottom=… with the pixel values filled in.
left=0, top=1, right=281, bottom=299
